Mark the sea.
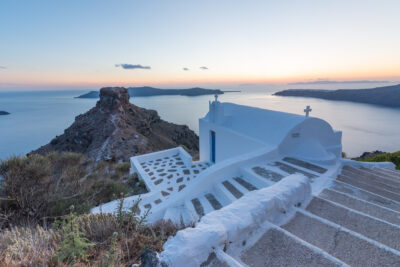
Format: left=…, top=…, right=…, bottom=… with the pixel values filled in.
left=1, top=83, right=400, bottom=160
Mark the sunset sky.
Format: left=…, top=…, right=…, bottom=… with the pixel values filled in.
left=1, top=0, right=400, bottom=90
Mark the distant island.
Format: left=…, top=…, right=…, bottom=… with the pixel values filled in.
left=0, top=111, right=10, bottom=115
left=76, top=86, right=225, bottom=98
left=274, top=84, right=400, bottom=108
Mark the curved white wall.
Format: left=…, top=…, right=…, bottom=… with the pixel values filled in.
left=278, top=118, right=342, bottom=161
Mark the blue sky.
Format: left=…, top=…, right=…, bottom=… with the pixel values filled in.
left=1, top=0, right=400, bottom=89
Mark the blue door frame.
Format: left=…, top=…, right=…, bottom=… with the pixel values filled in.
left=211, top=130, right=216, bottom=163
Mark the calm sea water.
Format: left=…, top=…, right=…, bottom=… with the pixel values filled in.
left=1, top=85, right=400, bottom=159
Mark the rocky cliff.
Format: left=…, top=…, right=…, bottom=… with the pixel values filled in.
left=33, top=87, right=199, bottom=161
left=274, top=84, right=400, bottom=107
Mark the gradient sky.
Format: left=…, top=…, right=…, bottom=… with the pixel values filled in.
left=1, top=0, right=400, bottom=90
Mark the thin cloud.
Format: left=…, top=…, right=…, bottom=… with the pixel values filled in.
left=199, top=66, right=208, bottom=70
left=183, top=67, right=189, bottom=71
left=115, top=64, right=151, bottom=70
left=0, top=66, right=6, bottom=69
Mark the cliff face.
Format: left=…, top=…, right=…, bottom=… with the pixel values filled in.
left=274, top=84, right=400, bottom=108
left=33, top=87, right=199, bottom=161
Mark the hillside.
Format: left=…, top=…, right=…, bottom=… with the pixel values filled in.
left=76, top=86, right=224, bottom=98
left=33, top=87, right=199, bottom=161
left=274, top=84, right=400, bottom=107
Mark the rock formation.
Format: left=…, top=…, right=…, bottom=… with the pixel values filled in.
left=33, top=87, right=199, bottom=161
left=274, top=84, right=400, bottom=108
left=76, top=86, right=224, bottom=98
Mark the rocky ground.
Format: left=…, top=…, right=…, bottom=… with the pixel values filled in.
left=32, top=87, right=199, bottom=162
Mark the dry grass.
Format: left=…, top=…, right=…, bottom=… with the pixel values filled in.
left=0, top=225, right=60, bottom=266
left=0, top=152, right=147, bottom=226
left=0, top=213, right=181, bottom=266
left=0, top=153, right=182, bottom=266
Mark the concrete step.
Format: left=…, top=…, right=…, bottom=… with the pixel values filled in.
left=184, top=199, right=200, bottom=222
left=198, top=195, right=215, bottom=215
left=222, top=180, right=244, bottom=199
left=319, top=188, right=400, bottom=226
left=232, top=176, right=258, bottom=192
left=283, top=157, right=327, bottom=174
left=270, top=161, right=318, bottom=179
left=342, top=166, right=400, bottom=193
left=240, top=227, right=343, bottom=267
left=364, top=168, right=400, bottom=184
left=251, top=166, right=284, bottom=183
left=306, top=197, right=400, bottom=251
left=282, top=211, right=400, bottom=266
left=373, top=168, right=400, bottom=180
left=205, top=193, right=223, bottom=211
left=191, top=198, right=205, bottom=218
left=376, top=167, right=400, bottom=177
left=337, top=174, right=400, bottom=203
left=331, top=180, right=400, bottom=213
left=214, top=182, right=236, bottom=204
left=163, top=205, right=192, bottom=226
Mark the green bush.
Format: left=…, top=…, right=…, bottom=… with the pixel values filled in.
left=355, top=151, right=400, bottom=170
left=56, top=207, right=94, bottom=264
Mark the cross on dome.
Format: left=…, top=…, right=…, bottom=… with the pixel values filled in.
left=304, top=105, right=312, bottom=117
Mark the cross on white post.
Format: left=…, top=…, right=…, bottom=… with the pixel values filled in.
left=214, top=94, right=219, bottom=102
left=304, top=105, right=312, bottom=117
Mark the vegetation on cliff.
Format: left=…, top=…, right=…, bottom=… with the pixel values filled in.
left=0, top=152, right=181, bottom=266
left=353, top=150, right=400, bottom=170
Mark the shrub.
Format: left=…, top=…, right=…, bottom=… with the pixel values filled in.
left=0, top=225, right=60, bottom=266
left=115, top=162, right=131, bottom=174
left=354, top=151, right=400, bottom=170
left=56, top=207, right=94, bottom=264
left=0, top=152, right=147, bottom=226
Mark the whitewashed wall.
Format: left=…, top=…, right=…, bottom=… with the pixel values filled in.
left=199, top=118, right=268, bottom=163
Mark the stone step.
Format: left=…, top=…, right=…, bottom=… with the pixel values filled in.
left=233, top=177, right=258, bottom=191
left=337, top=174, right=400, bottom=203
left=251, top=166, right=284, bottom=183
left=191, top=198, right=205, bottom=218
left=348, top=166, right=400, bottom=186
left=306, top=197, right=400, bottom=251
left=184, top=199, right=200, bottom=222
left=198, top=195, right=215, bottom=215
left=319, top=188, right=400, bottom=226
left=205, top=193, right=223, bottom=211
left=363, top=168, right=400, bottom=184
left=342, top=166, right=400, bottom=193
left=270, top=161, right=317, bottom=179
left=222, top=180, right=244, bottom=199
left=376, top=167, right=400, bottom=178
left=282, top=211, right=400, bottom=266
left=163, top=205, right=192, bottom=226
left=331, top=180, right=400, bottom=213
left=241, top=227, right=343, bottom=267
left=373, top=168, right=400, bottom=180
left=214, top=183, right=236, bottom=204
left=283, top=157, right=327, bottom=174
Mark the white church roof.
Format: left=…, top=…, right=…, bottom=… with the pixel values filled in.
left=202, top=102, right=308, bottom=147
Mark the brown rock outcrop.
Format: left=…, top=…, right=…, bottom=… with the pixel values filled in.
left=32, top=87, right=199, bottom=161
